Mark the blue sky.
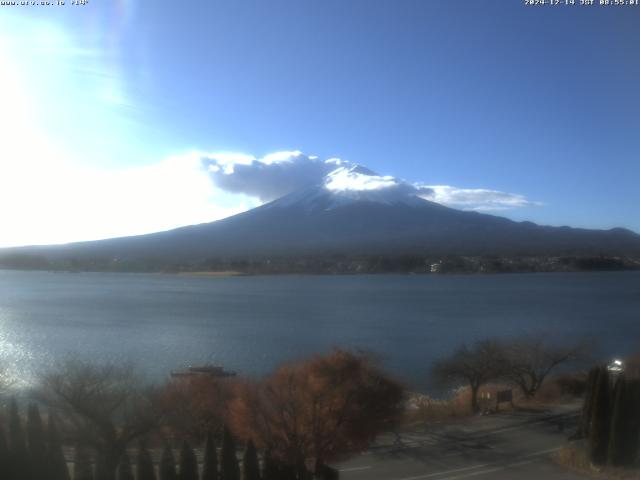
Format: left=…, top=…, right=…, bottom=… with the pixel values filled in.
left=0, top=0, right=638, bottom=246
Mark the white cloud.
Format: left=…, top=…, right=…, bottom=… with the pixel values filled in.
left=201, top=151, right=540, bottom=212
left=201, top=151, right=339, bottom=202
left=0, top=147, right=540, bottom=248
left=416, top=185, right=542, bottom=211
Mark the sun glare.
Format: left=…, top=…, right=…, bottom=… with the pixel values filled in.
left=0, top=17, right=255, bottom=248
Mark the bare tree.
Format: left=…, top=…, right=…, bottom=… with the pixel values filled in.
left=38, top=361, right=162, bottom=480
left=501, top=335, right=588, bottom=398
left=432, top=339, right=507, bottom=413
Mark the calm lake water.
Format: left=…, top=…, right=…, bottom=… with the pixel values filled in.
left=0, top=270, right=639, bottom=392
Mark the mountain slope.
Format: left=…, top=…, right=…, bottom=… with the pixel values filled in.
left=3, top=165, right=640, bottom=266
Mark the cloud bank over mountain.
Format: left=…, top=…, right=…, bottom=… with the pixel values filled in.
left=0, top=148, right=539, bottom=248
left=201, top=151, right=540, bottom=211
left=415, top=185, right=540, bottom=211
left=201, top=151, right=335, bottom=202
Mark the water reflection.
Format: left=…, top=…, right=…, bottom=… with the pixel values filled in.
left=0, top=307, right=36, bottom=389
left=0, top=270, right=639, bottom=393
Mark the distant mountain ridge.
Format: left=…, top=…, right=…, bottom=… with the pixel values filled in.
left=1, top=164, right=640, bottom=271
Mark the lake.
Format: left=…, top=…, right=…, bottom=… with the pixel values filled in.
left=0, top=269, right=638, bottom=393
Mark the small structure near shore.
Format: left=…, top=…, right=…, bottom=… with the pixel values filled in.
left=170, top=364, right=237, bottom=379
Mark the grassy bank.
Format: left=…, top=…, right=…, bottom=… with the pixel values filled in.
left=404, top=372, right=587, bottom=425
left=554, top=445, right=640, bottom=479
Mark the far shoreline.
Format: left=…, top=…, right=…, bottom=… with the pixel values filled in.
left=173, top=270, right=247, bottom=277
left=1, top=267, right=640, bottom=278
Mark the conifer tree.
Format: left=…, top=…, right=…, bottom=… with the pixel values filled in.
left=624, top=379, right=640, bottom=466
left=579, top=367, right=599, bottom=437
left=94, top=453, right=110, bottom=480
left=178, top=441, right=198, bottom=480
left=0, top=425, right=10, bottom=480
left=9, top=399, right=30, bottom=480
left=137, top=443, right=156, bottom=480
left=117, top=452, right=135, bottom=480
left=607, top=375, right=626, bottom=465
left=277, top=462, right=296, bottom=480
left=242, top=440, right=260, bottom=480
left=27, top=403, right=48, bottom=480
left=74, top=445, right=94, bottom=480
left=46, top=413, right=71, bottom=480
left=220, top=426, right=240, bottom=480
left=9, top=399, right=25, bottom=451
left=588, top=366, right=611, bottom=465
left=201, top=430, right=218, bottom=480
left=609, top=377, right=640, bottom=466
left=315, top=462, right=339, bottom=480
left=159, top=445, right=177, bottom=480
left=261, top=449, right=278, bottom=480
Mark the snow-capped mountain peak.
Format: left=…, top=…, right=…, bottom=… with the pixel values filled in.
left=6, top=156, right=639, bottom=264
left=324, top=164, right=401, bottom=192
left=267, top=163, right=426, bottom=212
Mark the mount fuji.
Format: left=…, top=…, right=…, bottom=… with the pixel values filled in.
left=2, top=164, right=640, bottom=270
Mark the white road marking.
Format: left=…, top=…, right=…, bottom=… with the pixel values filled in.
left=438, top=460, right=535, bottom=479
left=339, top=465, right=372, bottom=472
left=392, top=447, right=562, bottom=480
left=394, top=463, right=492, bottom=480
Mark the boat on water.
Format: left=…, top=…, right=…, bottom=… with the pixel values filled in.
left=170, top=364, right=237, bottom=379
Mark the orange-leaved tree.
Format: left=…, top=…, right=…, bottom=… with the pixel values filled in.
left=230, top=349, right=404, bottom=475
left=159, top=375, right=234, bottom=443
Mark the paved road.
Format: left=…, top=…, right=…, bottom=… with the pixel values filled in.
left=336, top=404, right=588, bottom=480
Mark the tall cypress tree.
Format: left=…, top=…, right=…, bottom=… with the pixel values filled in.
left=242, top=440, right=260, bottom=480
left=74, top=445, right=94, bottom=480
left=94, top=452, right=110, bottom=480
left=277, top=462, right=296, bottom=480
left=9, top=399, right=29, bottom=480
left=220, top=426, right=240, bottom=480
left=0, top=425, right=10, bottom=480
left=116, top=452, right=135, bottom=480
left=201, top=431, right=218, bottom=480
left=624, top=379, right=640, bottom=466
left=46, top=413, right=71, bottom=480
left=588, top=366, right=611, bottom=465
left=136, top=443, right=156, bottom=480
left=27, top=403, right=48, bottom=480
left=178, top=441, right=198, bottom=480
left=9, top=399, right=25, bottom=451
left=159, top=445, right=177, bottom=480
left=611, top=377, right=640, bottom=467
left=261, top=450, right=278, bottom=480
left=579, top=367, right=599, bottom=437
left=315, top=462, right=339, bottom=480
left=607, top=375, right=626, bottom=466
